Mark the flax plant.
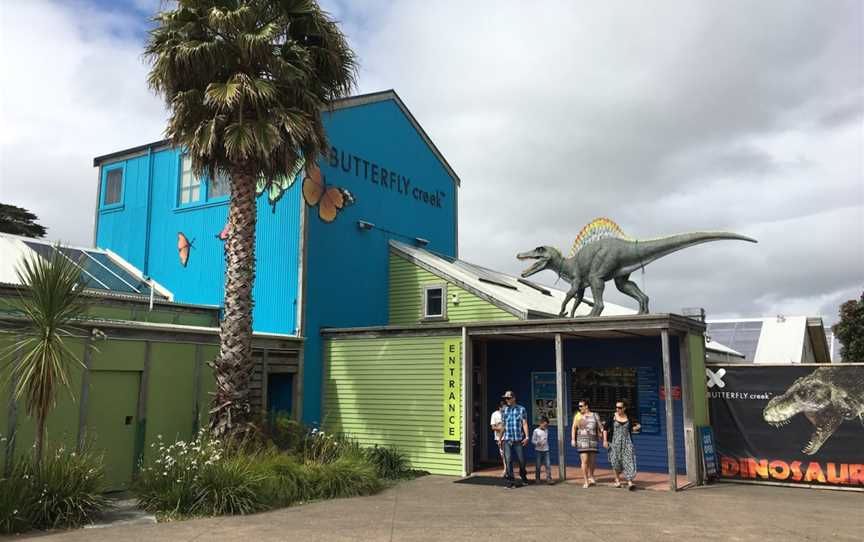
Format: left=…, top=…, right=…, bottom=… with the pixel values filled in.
left=2, top=248, right=87, bottom=464
left=145, top=0, right=357, bottom=437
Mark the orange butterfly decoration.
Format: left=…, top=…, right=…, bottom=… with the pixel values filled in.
left=302, top=163, right=355, bottom=223
left=177, top=232, right=194, bottom=267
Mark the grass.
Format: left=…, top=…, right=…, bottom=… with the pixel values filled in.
left=0, top=448, right=107, bottom=534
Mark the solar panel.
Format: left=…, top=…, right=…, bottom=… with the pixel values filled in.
left=517, top=278, right=552, bottom=296
left=454, top=260, right=517, bottom=290
left=22, top=241, right=167, bottom=300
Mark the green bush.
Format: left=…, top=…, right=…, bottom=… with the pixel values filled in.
left=306, top=456, right=382, bottom=500
left=0, top=448, right=106, bottom=534
left=364, top=445, right=411, bottom=480
left=135, top=427, right=414, bottom=519
left=192, top=455, right=265, bottom=516
left=266, top=415, right=306, bottom=453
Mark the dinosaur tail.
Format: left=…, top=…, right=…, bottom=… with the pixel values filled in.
left=617, top=232, right=757, bottom=276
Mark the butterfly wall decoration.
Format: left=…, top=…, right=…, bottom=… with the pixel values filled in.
left=302, top=163, right=355, bottom=223
left=256, top=156, right=306, bottom=212
left=177, top=232, right=194, bottom=267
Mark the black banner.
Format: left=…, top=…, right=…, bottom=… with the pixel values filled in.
left=707, top=364, right=864, bottom=488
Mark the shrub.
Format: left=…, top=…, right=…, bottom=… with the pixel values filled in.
left=0, top=448, right=106, bottom=534
left=364, top=445, right=410, bottom=480
left=191, top=455, right=265, bottom=516
left=266, top=415, right=306, bottom=453
left=306, top=456, right=382, bottom=500
left=255, top=452, right=306, bottom=506
left=300, top=428, right=362, bottom=464
left=135, top=431, right=223, bottom=515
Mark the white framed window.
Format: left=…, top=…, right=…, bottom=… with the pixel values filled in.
left=103, top=168, right=123, bottom=206
left=423, top=284, right=447, bottom=320
left=179, top=155, right=201, bottom=204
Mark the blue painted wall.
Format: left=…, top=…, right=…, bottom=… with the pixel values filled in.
left=302, top=100, right=458, bottom=424
left=486, top=337, right=687, bottom=474
left=95, top=95, right=459, bottom=424
left=96, top=147, right=303, bottom=335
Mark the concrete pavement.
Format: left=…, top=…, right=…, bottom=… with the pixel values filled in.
left=9, top=475, right=861, bottom=541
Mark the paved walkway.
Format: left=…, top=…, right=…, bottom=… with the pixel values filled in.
left=9, top=475, right=861, bottom=541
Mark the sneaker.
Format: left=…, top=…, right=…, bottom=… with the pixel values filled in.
left=627, top=483, right=636, bottom=491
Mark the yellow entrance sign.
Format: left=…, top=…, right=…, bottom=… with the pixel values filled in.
left=443, top=339, right=461, bottom=445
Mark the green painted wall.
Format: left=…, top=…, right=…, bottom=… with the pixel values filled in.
left=323, top=336, right=464, bottom=476
left=144, top=342, right=198, bottom=460
left=688, top=333, right=709, bottom=426
left=389, top=253, right=517, bottom=325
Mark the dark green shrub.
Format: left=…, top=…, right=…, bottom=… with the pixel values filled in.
left=306, top=456, right=382, bottom=500
left=192, top=456, right=265, bottom=516
left=0, top=463, right=31, bottom=534
left=267, top=415, right=306, bottom=453
left=364, top=445, right=410, bottom=479
left=256, top=452, right=307, bottom=506
left=300, top=428, right=362, bottom=464
left=0, top=448, right=106, bottom=534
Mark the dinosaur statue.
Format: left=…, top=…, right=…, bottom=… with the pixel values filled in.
left=516, top=217, right=756, bottom=317
left=763, top=366, right=864, bottom=455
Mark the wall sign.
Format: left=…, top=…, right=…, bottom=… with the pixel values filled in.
left=708, top=365, right=864, bottom=489
left=531, top=372, right=557, bottom=426
left=636, top=367, right=660, bottom=434
left=327, top=146, right=447, bottom=210
left=442, top=339, right=461, bottom=453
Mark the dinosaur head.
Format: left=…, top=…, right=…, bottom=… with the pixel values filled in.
left=516, top=246, right=560, bottom=278
left=763, top=375, right=843, bottom=454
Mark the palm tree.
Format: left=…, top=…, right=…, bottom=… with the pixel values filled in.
left=145, top=0, right=357, bottom=436
left=2, top=248, right=87, bottom=464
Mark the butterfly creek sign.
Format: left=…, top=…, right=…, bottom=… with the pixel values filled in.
left=326, top=146, right=447, bottom=209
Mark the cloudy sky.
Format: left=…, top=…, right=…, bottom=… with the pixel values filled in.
left=0, top=0, right=861, bottom=323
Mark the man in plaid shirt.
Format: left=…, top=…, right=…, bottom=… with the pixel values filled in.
left=501, top=390, right=530, bottom=488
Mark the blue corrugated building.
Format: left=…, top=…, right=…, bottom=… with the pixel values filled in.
left=93, top=91, right=460, bottom=424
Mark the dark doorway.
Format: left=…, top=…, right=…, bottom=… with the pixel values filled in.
left=267, top=373, right=294, bottom=417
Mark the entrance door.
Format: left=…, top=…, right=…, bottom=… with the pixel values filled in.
left=267, top=373, right=293, bottom=417
left=85, top=371, right=140, bottom=492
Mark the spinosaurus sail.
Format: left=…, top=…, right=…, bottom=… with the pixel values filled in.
left=516, top=218, right=757, bottom=317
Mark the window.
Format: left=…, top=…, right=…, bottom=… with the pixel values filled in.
left=101, top=166, right=124, bottom=208
left=209, top=170, right=231, bottom=199
left=179, top=155, right=202, bottom=204
left=178, top=154, right=230, bottom=206
left=423, top=284, right=447, bottom=320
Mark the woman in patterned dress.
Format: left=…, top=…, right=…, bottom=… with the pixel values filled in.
left=604, top=399, right=640, bottom=490
left=570, top=399, right=603, bottom=488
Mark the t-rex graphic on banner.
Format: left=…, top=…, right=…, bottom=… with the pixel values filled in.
left=763, top=366, right=864, bottom=455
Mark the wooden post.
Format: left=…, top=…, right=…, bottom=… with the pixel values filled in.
left=555, top=333, right=566, bottom=481
left=76, top=335, right=93, bottom=453
left=678, top=334, right=700, bottom=485
left=661, top=330, right=677, bottom=491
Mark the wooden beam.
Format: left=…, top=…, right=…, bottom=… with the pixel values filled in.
left=678, top=333, right=700, bottom=486
left=555, top=333, right=566, bottom=481
left=661, top=330, right=677, bottom=492
left=76, top=335, right=93, bottom=453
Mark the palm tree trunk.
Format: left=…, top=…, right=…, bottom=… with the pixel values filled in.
left=210, top=164, right=257, bottom=437
left=34, top=409, right=46, bottom=466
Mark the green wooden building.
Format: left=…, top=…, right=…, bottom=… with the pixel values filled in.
left=0, top=234, right=300, bottom=491
left=322, top=241, right=715, bottom=489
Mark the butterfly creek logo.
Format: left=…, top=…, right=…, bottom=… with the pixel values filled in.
left=706, top=368, right=727, bottom=389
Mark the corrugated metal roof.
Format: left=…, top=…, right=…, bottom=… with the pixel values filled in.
left=390, top=240, right=739, bottom=356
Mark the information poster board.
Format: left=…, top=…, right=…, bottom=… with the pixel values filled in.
left=531, top=372, right=557, bottom=425
left=571, top=367, right=638, bottom=423
left=700, top=426, right=718, bottom=479
left=637, top=367, right=660, bottom=434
